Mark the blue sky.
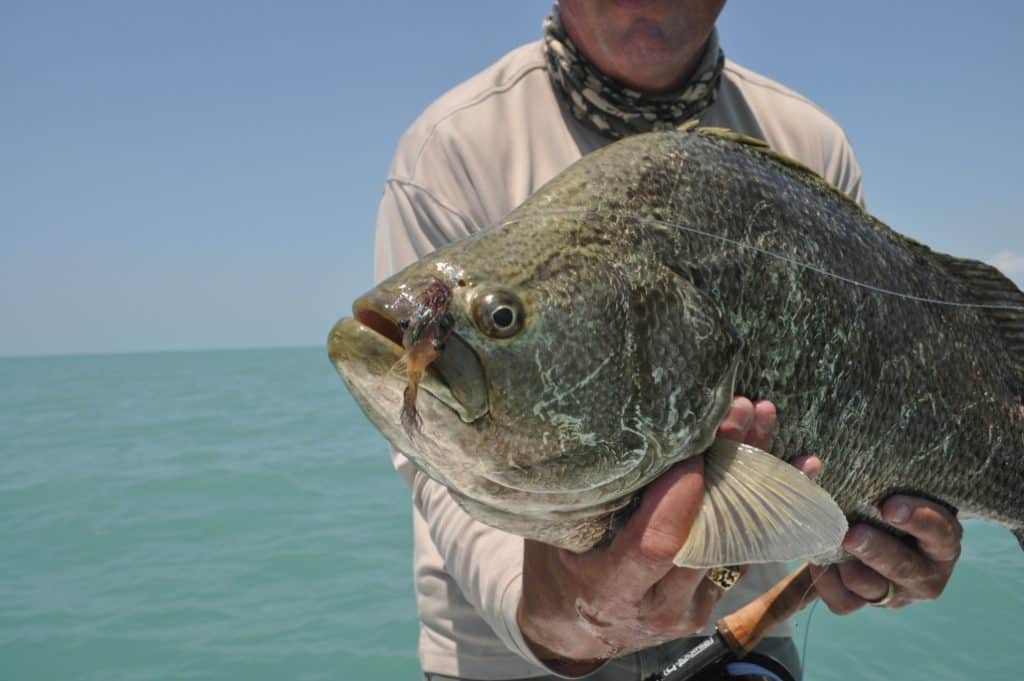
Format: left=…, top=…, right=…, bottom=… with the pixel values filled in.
left=3, top=1, right=1022, bottom=357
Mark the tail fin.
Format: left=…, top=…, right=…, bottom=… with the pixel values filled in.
left=1014, top=528, right=1024, bottom=551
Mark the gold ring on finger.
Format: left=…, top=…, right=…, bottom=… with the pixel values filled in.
left=705, top=565, right=742, bottom=591
left=868, top=580, right=896, bottom=607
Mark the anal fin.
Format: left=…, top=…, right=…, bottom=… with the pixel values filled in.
left=673, top=439, right=848, bottom=568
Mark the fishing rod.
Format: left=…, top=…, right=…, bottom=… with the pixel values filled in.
left=646, top=564, right=816, bottom=681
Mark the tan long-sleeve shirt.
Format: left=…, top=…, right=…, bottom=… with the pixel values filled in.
left=374, top=39, right=864, bottom=680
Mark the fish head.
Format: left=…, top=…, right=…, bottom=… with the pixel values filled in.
left=328, top=212, right=742, bottom=518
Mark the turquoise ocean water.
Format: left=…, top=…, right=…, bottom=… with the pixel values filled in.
left=1, top=347, right=1020, bottom=680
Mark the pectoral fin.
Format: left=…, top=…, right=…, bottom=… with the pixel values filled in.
left=673, top=439, right=848, bottom=568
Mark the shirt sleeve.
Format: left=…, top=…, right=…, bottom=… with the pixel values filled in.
left=410, top=454, right=549, bottom=669
left=823, top=130, right=866, bottom=208
left=374, top=178, right=476, bottom=280
left=374, top=179, right=555, bottom=671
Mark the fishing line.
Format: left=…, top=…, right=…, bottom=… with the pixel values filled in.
left=500, top=210, right=1024, bottom=312
left=799, top=598, right=820, bottom=681
left=791, top=563, right=832, bottom=680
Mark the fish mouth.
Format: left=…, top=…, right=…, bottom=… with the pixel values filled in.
left=328, top=290, right=490, bottom=424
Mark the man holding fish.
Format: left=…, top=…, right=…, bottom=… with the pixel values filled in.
left=371, top=2, right=963, bottom=679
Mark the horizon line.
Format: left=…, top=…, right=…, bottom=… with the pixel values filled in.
left=0, top=343, right=325, bottom=361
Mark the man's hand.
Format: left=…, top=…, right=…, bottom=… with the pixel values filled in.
left=722, top=398, right=963, bottom=614
left=808, top=496, right=961, bottom=612
left=516, top=397, right=779, bottom=673
left=518, top=456, right=715, bottom=672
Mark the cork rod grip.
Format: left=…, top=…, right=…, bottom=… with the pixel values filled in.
left=716, top=563, right=817, bottom=656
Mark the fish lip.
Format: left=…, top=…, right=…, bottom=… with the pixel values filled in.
left=352, top=303, right=404, bottom=349
left=336, top=291, right=490, bottom=424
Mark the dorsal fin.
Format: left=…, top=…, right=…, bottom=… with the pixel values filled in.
left=930, top=253, right=1024, bottom=376
left=693, top=126, right=865, bottom=212
left=696, top=126, right=770, bottom=150
left=677, top=118, right=701, bottom=133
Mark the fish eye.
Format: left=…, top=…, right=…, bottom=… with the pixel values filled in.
left=473, top=290, right=525, bottom=339
left=492, top=307, right=514, bottom=328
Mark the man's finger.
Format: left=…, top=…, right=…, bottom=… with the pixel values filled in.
left=717, top=397, right=755, bottom=441
left=836, top=560, right=890, bottom=603
left=810, top=564, right=864, bottom=615
left=609, top=456, right=705, bottom=586
left=881, top=495, right=962, bottom=563
left=748, top=400, right=776, bottom=450
left=843, top=524, right=939, bottom=598
left=789, top=454, right=822, bottom=479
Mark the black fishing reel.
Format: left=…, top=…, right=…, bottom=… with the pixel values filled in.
left=646, top=635, right=799, bottom=681
left=682, top=651, right=797, bottom=681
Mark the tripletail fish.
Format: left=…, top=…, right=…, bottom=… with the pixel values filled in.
left=329, top=126, right=1024, bottom=569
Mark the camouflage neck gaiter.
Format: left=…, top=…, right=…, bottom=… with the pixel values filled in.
left=542, top=7, right=725, bottom=140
